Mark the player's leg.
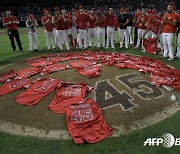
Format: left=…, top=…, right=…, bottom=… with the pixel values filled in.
left=78, top=30, right=83, bottom=49
left=124, top=29, right=129, bottom=48
left=135, top=28, right=141, bottom=48
left=56, top=30, right=63, bottom=50
left=128, top=26, right=133, bottom=45
left=110, top=27, right=115, bottom=48
left=62, top=30, right=70, bottom=50
left=83, top=30, right=88, bottom=48
left=45, top=30, right=51, bottom=49
left=14, top=30, right=23, bottom=51
left=50, top=31, right=56, bottom=49
left=28, top=33, right=33, bottom=51
left=167, top=33, right=175, bottom=60
left=33, top=33, right=38, bottom=50
left=97, top=27, right=101, bottom=48
left=102, top=28, right=105, bottom=48
left=106, top=27, right=110, bottom=48
left=93, top=28, right=97, bottom=47
left=176, top=33, right=180, bottom=58
left=88, top=28, right=92, bottom=47
left=119, top=28, right=124, bottom=48
left=8, top=30, right=16, bottom=51
left=162, top=33, right=168, bottom=58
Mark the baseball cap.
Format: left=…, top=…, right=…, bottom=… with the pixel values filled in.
left=54, top=7, right=59, bottom=11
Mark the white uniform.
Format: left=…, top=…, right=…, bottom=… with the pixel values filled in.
left=53, top=28, right=59, bottom=47
left=97, top=27, right=105, bottom=48
left=119, top=28, right=128, bottom=48
left=26, top=19, right=39, bottom=51
left=44, top=30, right=56, bottom=49
left=176, top=33, right=180, bottom=58
left=106, top=26, right=115, bottom=48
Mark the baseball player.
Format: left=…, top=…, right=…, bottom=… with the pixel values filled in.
left=76, top=6, right=88, bottom=49
left=53, top=7, right=70, bottom=51
left=175, top=11, right=180, bottom=58
left=126, top=9, right=134, bottom=45
left=135, top=9, right=147, bottom=51
left=26, top=15, right=39, bottom=52
left=87, top=8, right=97, bottom=48
left=161, top=3, right=179, bottom=60
left=118, top=8, right=130, bottom=48
left=41, top=9, right=56, bottom=50
left=106, top=8, right=117, bottom=49
left=96, top=10, right=106, bottom=48
left=3, top=10, right=23, bottom=52
left=133, top=9, right=141, bottom=46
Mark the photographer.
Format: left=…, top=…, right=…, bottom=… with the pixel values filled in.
left=26, top=14, right=39, bottom=52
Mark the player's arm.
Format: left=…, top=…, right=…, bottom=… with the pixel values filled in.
left=143, top=29, right=148, bottom=38
left=156, top=23, right=163, bottom=39
left=13, top=17, right=19, bottom=24
left=52, top=16, right=59, bottom=25
left=3, top=18, right=12, bottom=26
left=42, top=18, right=50, bottom=26
left=26, top=20, right=33, bottom=28
left=34, top=20, right=39, bottom=28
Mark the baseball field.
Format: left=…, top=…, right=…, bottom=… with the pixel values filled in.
left=0, top=27, right=180, bottom=154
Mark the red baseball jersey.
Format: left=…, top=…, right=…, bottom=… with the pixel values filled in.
left=16, top=67, right=42, bottom=79
left=16, top=78, right=60, bottom=105
left=0, top=78, right=31, bottom=96
left=65, top=99, right=112, bottom=144
left=97, top=16, right=106, bottom=28
left=41, top=64, right=70, bottom=75
left=3, top=16, right=18, bottom=30
left=53, top=15, right=67, bottom=30
left=76, top=64, right=101, bottom=78
left=0, top=70, right=17, bottom=83
left=87, top=14, right=96, bottom=28
left=49, top=83, right=93, bottom=114
left=162, top=12, right=179, bottom=33
left=69, top=60, right=96, bottom=69
left=106, top=13, right=116, bottom=27
left=137, top=14, right=147, bottom=29
left=41, top=15, right=54, bottom=32
left=29, top=59, right=55, bottom=68
left=76, top=13, right=88, bottom=30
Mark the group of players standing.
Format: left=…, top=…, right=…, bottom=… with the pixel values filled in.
left=2, top=2, right=180, bottom=60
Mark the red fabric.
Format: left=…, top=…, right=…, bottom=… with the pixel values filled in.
left=115, top=63, right=126, bottom=69
left=87, top=15, right=96, bottom=28
left=41, top=64, right=70, bottom=75
left=41, top=15, right=53, bottom=32
left=106, top=13, right=116, bottom=27
left=50, top=56, right=72, bottom=63
left=162, top=12, right=179, bottom=33
left=76, top=64, right=101, bottom=78
left=137, top=14, right=147, bottom=29
left=0, top=78, right=31, bottom=96
left=143, top=38, right=158, bottom=54
left=0, top=70, right=17, bottom=83
left=3, top=16, right=18, bottom=30
left=76, top=13, right=88, bottom=30
left=49, top=83, right=93, bottom=114
left=97, top=16, right=106, bottom=28
left=53, top=15, right=67, bottom=30
left=16, top=78, right=60, bottom=105
left=16, top=67, right=42, bottom=79
left=69, top=60, right=96, bottom=69
left=146, top=20, right=161, bottom=35
left=65, top=99, right=112, bottom=144
left=29, top=59, right=55, bottom=68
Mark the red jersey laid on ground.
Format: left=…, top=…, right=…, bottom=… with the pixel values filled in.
left=16, top=78, right=61, bottom=105
left=76, top=64, right=101, bottom=78
left=65, top=99, right=112, bottom=144
left=16, top=67, right=42, bottom=79
left=50, top=56, right=72, bottom=63
left=29, top=59, right=55, bottom=68
left=41, top=15, right=54, bottom=32
left=3, top=16, right=18, bottom=30
left=49, top=83, right=93, bottom=114
left=143, top=38, right=158, bottom=54
left=162, top=12, right=179, bottom=33
left=41, top=64, right=70, bottom=75
left=0, top=70, right=17, bottom=83
left=0, top=77, right=31, bottom=96
left=69, top=60, right=96, bottom=69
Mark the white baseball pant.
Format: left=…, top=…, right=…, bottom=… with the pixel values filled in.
left=45, top=30, right=56, bottom=49
left=71, top=26, right=78, bottom=39
left=97, top=27, right=105, bottom=48
left=88, top=28, right=97, bottom=47
left=176, top=33, right=180, bottom=58
left=136, top=28, right=146, bottom=48
left=162, top=33, right=174, bottom=59
left=28, top=32, right=38, bottom=51
left=53, top=29, right=58, bottom=47
left=127, top=26, right=133, bottom=44
left=56, top=30, right=70, bottom=50
left=106, top=26, right=115, bottom=48
left=78, top=29, right=88, bottom=49
left=119, top=28, right=128, bottom=48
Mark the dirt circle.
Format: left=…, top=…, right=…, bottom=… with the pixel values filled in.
left=0, top=52, right=180, bottom=140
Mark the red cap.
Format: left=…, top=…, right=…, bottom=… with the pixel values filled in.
left=91, top=8, right=95, bottom=11
left=168, top=2, right=176, bottom=10
left=79, top=6, right=84, bottom=9
left=29, top=15, right=34, bottom=19
left=147, top=9, right=152, bottom=13
left=54, top=7, right=59, bottom=11
left=97, top=10, right=102, bottom=14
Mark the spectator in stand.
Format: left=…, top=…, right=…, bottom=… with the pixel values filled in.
left=3, top=10, right=23, bottom=52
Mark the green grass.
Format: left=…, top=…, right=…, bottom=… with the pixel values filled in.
left=0, top=27, right=180, bottom=154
